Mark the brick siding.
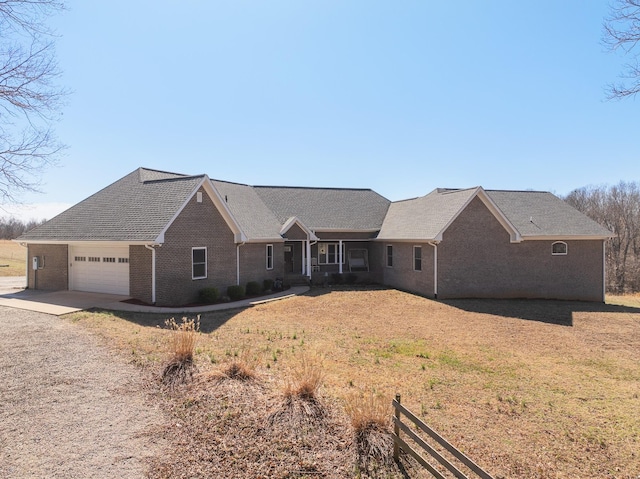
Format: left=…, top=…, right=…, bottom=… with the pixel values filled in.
left=154, top=187, right=237, bottom=306
left=27, top=244, right=68, bottom=290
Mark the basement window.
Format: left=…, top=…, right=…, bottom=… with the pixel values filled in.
left=192, top=247, right=207, bottom=279
left=552, top=241, right=568, bottom=256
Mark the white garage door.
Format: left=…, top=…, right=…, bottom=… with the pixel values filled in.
left=70, top=246, right=130, bottom=295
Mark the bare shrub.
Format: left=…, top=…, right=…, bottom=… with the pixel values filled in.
left=161, top=316, right=199, bottom=387
left=345, top=390, right=395, bottom=474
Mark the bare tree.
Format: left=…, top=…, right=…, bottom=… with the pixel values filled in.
left=565, top=182, right=640, bottom=293
left=603, top=0, right=640, bottom=99
left=0, top=0, right=66, bottom=202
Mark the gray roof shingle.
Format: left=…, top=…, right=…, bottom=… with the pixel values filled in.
left=254, top=186, right=391, bottom=231
left=18, top=168, right=204, bottom=242
left=211, top=180, right=283, bottom=240
left=485, top=190, right=613, bottom=238
left=378, top=187, right=612, bottom=241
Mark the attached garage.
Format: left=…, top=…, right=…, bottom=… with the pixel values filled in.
left=69, top=245, right=130, bottom=295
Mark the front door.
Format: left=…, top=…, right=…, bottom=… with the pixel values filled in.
left=284, top=244, right=294, bottom=272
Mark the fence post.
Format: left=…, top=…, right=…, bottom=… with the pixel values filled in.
left=393, top=393, right=401, bottom=461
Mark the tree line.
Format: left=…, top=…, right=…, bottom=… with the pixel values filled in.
left=0, top=217, right=46, bottom=240
left=565, top=181, right=640, bottom=293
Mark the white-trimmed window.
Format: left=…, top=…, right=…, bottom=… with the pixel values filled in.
left=266, top=244, right=274, bottom=270
left=192, top=247, right=207, bottom=279
left=386, top=245, right=393, bottom=267
left=318, top=243, right=345, bottom=264
left=413, top=246, right=422, bottom=271
left=552, top=241, right=568, bottom=256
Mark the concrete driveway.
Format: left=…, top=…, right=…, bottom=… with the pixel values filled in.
left=0, top=287, right=130, bottom=316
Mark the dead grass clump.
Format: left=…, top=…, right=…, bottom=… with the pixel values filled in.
left=161, top=316, right=199, bottom=387
left=345, top=391, right=395, bottom=474
left=219, top=350, right=257, bottom=381
left=269, top=353, right=326, bottom=427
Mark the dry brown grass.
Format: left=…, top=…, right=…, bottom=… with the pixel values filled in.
left=345, top=390, right=395, bottom=475
left=0, top=240, right=26, bottom=276
left=67, top=287, right=640, bottom=478
left=161, top=316, right=199, bottom=387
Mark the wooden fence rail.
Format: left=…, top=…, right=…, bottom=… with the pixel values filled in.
left=392, top=394, right=495, bottom=479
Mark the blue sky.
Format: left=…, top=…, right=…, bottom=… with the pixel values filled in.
left=2, top=0, right=639, bottom=220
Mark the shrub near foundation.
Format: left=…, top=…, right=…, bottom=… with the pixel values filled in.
left=227, top=285, right=245, bottom=301
left=245, top=281, right=261, bottom=296
left=198, top=287, right=219, bottom=304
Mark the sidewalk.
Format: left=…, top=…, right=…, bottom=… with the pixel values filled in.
left=0, top=285, right=309, bottom=316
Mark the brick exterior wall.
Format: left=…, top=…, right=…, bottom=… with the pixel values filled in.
left=436, top=197, right=605, bottom=301
left=380, top=242, right=435, bottom=297
left=154, top=187, right=238, bottom=306
left=130, top=245, right=153, bottom=304
left=239, top=242, right=284, bottom=288
left=27, top=244, right=68, bottom=290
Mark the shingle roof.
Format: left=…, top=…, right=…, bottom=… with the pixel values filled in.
left=485, top=190, right=613, bottom=238
left=378, top=187, right=613, bottom=241
left=210, top=180, right=283, bottom=240
left=377, top=188, right=478, bottom=240
left=18, top=168, right=204, bottom=242
left=254, top=186, right=391, bottom=231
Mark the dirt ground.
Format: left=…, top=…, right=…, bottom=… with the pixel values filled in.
left=0, top=306, right=166, bottom=479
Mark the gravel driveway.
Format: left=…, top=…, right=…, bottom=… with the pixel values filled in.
left=0, top=306, right=165, bottom=478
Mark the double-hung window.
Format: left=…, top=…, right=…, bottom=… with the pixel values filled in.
left=413, top=246, right=422, bottom=271
left=192, top=247, right=207, bottom=279
left=318, top=243, right=345, bottom=264
left=266, top=244, right=274, bottom=270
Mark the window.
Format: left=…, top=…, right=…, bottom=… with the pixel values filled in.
left=88, top=257, right=100, bottom=262
left=413, top=246, right=422, bottom=271
left=386, top=245, right=393, bottom=267
left=74, top=256, right=86, bottom=262
left=266, top=244, right=273, bottom=270
left=552, top=241, right=568, bottom=255
left=318, top=243, right=345, bottom=264
left=103, top=257, right=116, bottom=263
left=118, top=257, right=129, bottom=264
left=192, top=247, right=207, bottom=279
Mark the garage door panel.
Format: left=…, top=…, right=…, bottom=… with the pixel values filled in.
left=70, top=247, right=129, bottom=295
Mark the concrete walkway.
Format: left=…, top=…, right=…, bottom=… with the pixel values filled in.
left=0, top=285, right=309, bottom=316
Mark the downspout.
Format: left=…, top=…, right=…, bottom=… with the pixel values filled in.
left=603, top=240, right=606, bottom=302
left=428, top=241, right=438, bottom=299
left=144, top=244, right=157, bottom=304
left=305, top=240, right=312, bottom=278
left=237, top=241, right=245, bottom=285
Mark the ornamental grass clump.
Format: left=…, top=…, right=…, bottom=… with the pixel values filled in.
left=269, top=353, right=326, bottom=427
left=345, top=391, right=394, bottom=473
left=161, top=316, right=200, bottom=387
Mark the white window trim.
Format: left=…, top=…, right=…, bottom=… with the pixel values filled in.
left=318, top=242, right=346, bottom=265
left=386, top=244, right=393, bottom=268
left=192, top=247, right=207, bottom=280
left=266, top=244, right=274, bottom=270
left=552, top=241, right=568, bottom=256
left=413, top=245, right=422, bottom=271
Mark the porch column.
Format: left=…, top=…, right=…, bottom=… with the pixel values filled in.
left=338, top=240, right=343, bottom=274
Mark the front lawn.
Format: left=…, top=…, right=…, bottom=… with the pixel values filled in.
left=68, top=288, right=640, bottom=478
